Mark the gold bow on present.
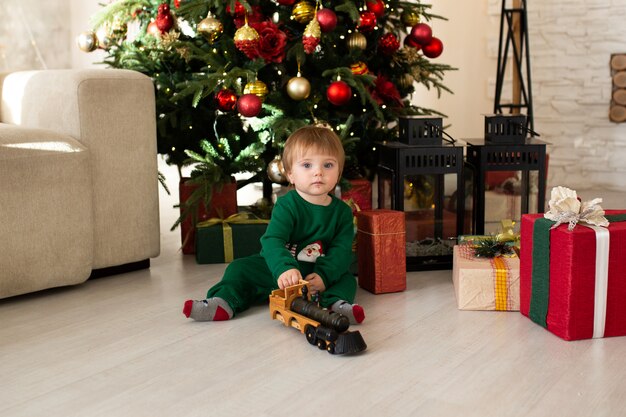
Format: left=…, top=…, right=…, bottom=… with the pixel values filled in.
left=197, top=213, right=269, bottom=262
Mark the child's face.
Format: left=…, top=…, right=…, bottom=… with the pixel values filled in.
left=287, top=150, right=340, bottom=204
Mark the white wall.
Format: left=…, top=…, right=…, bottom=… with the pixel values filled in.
left=0, top=0, right=71, bottom=71
left=416, top=0, right=626, bottom=193
left=411, top=0, right=500, bottom=141
left=528, top=0, right=626, bottom=192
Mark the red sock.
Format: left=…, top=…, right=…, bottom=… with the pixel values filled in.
left=352, top=304, right=365, bottom=324
left=213, top=306, right=231, bottom=321
left=183, top=300, right=193, bottom=318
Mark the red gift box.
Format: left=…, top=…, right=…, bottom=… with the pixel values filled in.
left=356, top=210, right=406, bottom=294
left=179, top=178, right=238, bottom=254
left=341, top=178, right=372, bottom=211
left=520, top=210, right=626, bottom=340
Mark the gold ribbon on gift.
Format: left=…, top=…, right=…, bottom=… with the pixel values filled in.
left=196, top=213, right=269, bottom=263
left=491, top=256, right=509, bottom=311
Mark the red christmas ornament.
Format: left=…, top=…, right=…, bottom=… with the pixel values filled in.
left=358, top=11, right=377, bottom=33
left=410, top=23, right=432, bottom=45
left=422, top=37, right=444, bottom=58
left=156, top=3, right=174, bottom=34
left=316, top=8, right=338, bottom=33
left=403, top=35, right=422, bottom=50
left=237, top=94, right=263, bottom=117
left=326, top=81, right=352, bottom=106
left=226, top=1, right=246, bottom=18
left=174, top=0, right=181, bottom=8
left=277, top=0, right=297, bottom=5
left=366, top=0, right=386, bottom=18
left=378, top=33, right=400, bottom=55
left=215, top=89, right=238, bottom=112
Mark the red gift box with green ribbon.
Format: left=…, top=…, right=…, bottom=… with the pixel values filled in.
left=520, top=210, right=626, bottom=340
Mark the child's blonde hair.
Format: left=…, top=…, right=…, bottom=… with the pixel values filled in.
left=282, top=126, right=345, bottom=176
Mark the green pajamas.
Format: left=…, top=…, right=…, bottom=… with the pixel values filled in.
left=206, top=190, right=356, bottom=315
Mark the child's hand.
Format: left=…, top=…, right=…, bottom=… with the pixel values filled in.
left=277, top=268, right=302, bottom=289
left=304, top=273, right=326, bottom=295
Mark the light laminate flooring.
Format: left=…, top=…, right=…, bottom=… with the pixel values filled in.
left=1, top=167, right=625, bottom=417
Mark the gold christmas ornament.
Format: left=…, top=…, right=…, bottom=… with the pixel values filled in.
left=197, top=12, right=223, bottom=43
left=302, top=14, right=321, bottom=54
left=350, top=61, right=369, bottom=75
left=76, top=31, right=98, bottom=52
left=286, top=75, right=311, bottom=100
left=244, top=80, right=269, bottom=101
left=95, top=26, right=111, bottom=49
left=292, top=1, right=315, bottom=24
left=267, top=156, right=289, bottom=184
left=401, top=9, right=420, bottom=27
left=347, top=32, right=367, bottom=51
left=398, top=73, right=415, bottom=89
left=234, top=21, right=260, bottom=59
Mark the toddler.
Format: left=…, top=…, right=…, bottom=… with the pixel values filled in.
left=183, top=125, right=365, bottom=324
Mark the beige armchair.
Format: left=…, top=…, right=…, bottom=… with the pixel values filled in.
left=0, top=69, right=160, bottom=298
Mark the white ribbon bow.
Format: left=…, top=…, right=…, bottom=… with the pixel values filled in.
left=544, top=186, right=609, bottom=231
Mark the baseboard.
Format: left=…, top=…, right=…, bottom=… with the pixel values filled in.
left=89, top=259, right=150, bottom=279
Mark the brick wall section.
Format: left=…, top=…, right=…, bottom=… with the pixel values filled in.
left=488, top=0, right=626, bottom=192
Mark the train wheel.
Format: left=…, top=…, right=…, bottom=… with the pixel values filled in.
left=305, top=325, right=317, bottom=345
left=326, top=342, right=335, bottom=354
left=316, top=339, right=327, bottom=350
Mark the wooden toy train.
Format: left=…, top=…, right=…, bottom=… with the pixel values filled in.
left=269, top=281, right=367, bottom=355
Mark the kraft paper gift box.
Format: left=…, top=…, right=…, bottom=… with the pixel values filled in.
left=520, top=210, right=626, bottom=341
left=452, top=245, right=520, bottom=311
left=195, top=214, right=268, bottom=264
left=356, top=210, right=406, bottom=294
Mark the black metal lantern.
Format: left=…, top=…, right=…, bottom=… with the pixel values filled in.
left=466, top=114, right=548, bottom=234
left=377, top=116, right=467, bottom=271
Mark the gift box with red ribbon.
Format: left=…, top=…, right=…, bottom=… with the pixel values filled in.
left=356, top=210, right=406, bottom=294
left=520, top=210, right=626, bottom=340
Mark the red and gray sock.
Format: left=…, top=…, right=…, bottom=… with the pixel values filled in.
left=183, top=297, right=233, bottom=321
left=331, top=300, right=365, bottom=325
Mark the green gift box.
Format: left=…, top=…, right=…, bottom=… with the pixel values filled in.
left=195, top=214, right=269, bottom=264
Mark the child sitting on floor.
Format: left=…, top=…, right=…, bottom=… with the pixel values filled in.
left=183, top=125, right=365, bottom=324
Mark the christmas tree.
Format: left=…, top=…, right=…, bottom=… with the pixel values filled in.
left=82, top=0, right=453, bottom=193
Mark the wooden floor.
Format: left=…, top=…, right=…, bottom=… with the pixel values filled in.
left=1, top=168, right=625, bottom=416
